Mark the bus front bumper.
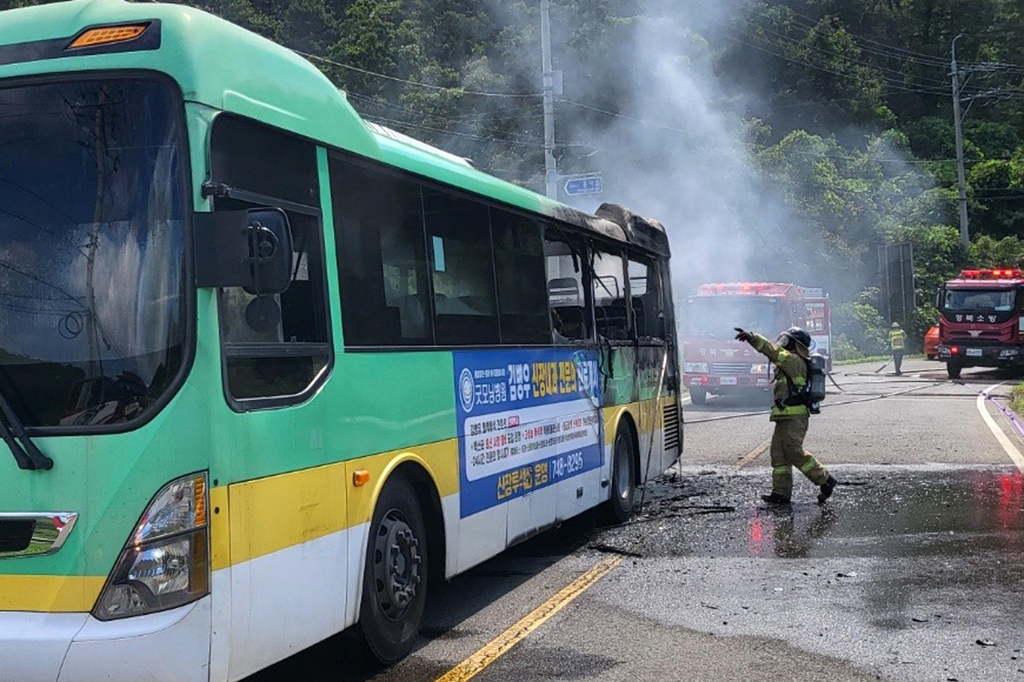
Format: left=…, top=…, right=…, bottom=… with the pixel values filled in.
left=0, top=597, right=210, bottom=682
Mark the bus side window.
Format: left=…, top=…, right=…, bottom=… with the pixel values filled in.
left=592, top=245, right=628, bottom=340
left=209, top=115, right=332, bottom=406
left=544, top=231, right=590, bottom=343
left=329, top=153, right=431, bottom=347
left=627, top=254, right=666, bottom=340
left=423, top=187, right=499, bottom=346
left=493, top=211, right=550, bottom=345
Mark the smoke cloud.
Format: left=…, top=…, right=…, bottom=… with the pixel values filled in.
left=547, top=0, right=810, bottom=300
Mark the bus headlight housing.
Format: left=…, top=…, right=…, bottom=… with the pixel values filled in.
left=685, top=362, right=709, bottom=373
left=94, top=473, right=209, bottom=620
left=750, top=364, right=769, bottom=374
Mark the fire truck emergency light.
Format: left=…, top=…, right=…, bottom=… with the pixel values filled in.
left=959, top=268, right=1024, bottom=279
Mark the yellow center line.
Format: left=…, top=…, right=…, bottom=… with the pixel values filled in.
left=433, top=555, right=623, bottom=682
left=737, top=437, right=771, bottom=467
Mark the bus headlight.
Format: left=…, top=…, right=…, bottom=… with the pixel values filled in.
left=94, top=473, right=209, bottom=620
left=750, top=364, right=769, bottom=374
left=685, top=362, right=709, bottom=373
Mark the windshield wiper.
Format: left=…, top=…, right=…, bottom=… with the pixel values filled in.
left=0, top=389, right=52, bottom=470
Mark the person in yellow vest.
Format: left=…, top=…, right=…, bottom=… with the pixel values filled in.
left=734, top=326, right=837, bottom=505
left=889, top=322, right=907, bottom=376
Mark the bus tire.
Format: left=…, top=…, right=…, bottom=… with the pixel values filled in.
left=946, top=361, right=962, bottom=380
left=359, top=476, right=428, bottom=664
left=602, top=425, right=636, bottom=524
left=689, top=388, right=707, bottom=405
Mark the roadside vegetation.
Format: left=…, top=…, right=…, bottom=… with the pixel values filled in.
left=1011, top=384, right=1024, bottom=417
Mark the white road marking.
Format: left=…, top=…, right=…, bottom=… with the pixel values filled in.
left=976, top=382, right=1024, bottom=474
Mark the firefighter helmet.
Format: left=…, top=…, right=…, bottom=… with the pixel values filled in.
left=778, top=326, right=811, bottom=350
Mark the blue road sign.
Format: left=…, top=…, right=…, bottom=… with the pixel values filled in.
left=564, top=176, right=603, bottom=196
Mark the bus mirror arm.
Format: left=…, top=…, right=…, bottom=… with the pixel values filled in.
left=194, top=208, right=294, bottom=295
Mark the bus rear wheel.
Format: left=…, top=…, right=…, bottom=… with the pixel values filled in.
left=947, top=361, right=962, bottom=380
left=359, top=476, right=428, bottom=664
left=602, top=426, right=636, bottom=524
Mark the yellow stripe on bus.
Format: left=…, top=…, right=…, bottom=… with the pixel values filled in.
left=0, top=575, right=106, bottom=612
left=602, top=395, right=677, bottom=453
left=227, top=461, right=349, bottom=566
left=345, top=439, right=459, bottom=529
left=209, top=439, right=460, bottom=570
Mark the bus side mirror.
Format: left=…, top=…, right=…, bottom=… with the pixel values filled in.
left=934, top=288, right=942, bottom=308
left=194, top=208, right=293, bottom=295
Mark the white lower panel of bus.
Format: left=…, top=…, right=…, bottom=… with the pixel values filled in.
left=0, top=611, right=88, bottom=682
left=224, top=528, right=349, bottom=681
left=59, top=598, right=210, bottom=682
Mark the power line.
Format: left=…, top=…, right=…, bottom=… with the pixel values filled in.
left=554, top=98, right=692, bottom=135
left=712, top=26, right=948, bottom=97
left=758, top=0, right=950, bottom=68
left=748, top=19, right=951, bottom=90
left=295, top=50, right=543, bottom=99
left=362, top=113, right=547, bottom=149
left=346, top=91, right=545, bottom=137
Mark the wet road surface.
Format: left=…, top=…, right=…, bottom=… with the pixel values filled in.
left=249, top=360, right=1024, bottom=681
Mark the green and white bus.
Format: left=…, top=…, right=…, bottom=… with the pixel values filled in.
left=0, top=1, right=682, bottom=680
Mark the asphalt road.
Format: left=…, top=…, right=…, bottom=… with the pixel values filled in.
left=249, top=358, right=1024, bottom=682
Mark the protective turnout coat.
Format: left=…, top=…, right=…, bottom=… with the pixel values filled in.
left=750, top=333, right=809, bottom=421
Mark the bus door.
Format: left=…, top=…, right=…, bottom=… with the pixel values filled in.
left=205, top=116, right=341, bottom=681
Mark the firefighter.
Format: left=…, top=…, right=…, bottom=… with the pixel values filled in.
left=889, top=322, right=907, bottom=376
left=734, top=326, right=837, bottom=505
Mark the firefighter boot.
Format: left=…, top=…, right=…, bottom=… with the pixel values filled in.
left=761, top=492, right=791, bottom=505
left=817, top=476, right=837, bottom=504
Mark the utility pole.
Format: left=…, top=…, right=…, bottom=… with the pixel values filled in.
left=951, top=34, right=970, bottom=254
left=541, top=0, right=558, bottom=199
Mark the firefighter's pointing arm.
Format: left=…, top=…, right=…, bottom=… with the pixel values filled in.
left=736, top=328, right=784, bottom=363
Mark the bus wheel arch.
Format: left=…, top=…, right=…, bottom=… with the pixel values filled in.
left=358, top=462, right=445, bottom=664
left=602, top=412, right=639, bottom=524
left=392, top=461, right=446, bottom=587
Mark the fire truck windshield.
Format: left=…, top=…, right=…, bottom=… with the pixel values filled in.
left=943, top=289, right=1017, bottom=312
left=687, top=297, right=778, bottom=338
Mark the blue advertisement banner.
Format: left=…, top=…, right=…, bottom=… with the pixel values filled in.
left=454, top=348, right=604, bottom=518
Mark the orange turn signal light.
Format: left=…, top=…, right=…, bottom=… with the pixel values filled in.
left=68, top=24, right=149, bottom=50
left=193, top=475, right=207, bottom=527
left=353, top=470, right=371, bottom=487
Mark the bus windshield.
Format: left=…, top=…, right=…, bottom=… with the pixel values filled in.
left=687, top=296, right=779, bottom=339
left=0, top=78, right=187, bottom=428
left=943, top=288, right=1017, bottom=312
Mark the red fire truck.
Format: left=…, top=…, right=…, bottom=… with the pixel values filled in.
left=936, top=268, right=1024, bottom=379
left=683, top=282, right=831, bottom=404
